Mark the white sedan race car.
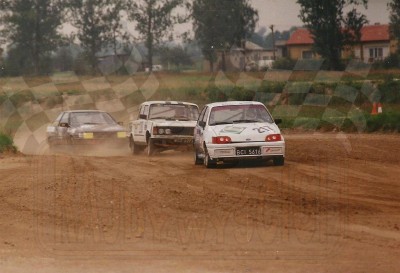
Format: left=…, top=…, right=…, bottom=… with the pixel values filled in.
left=194, top=101, right=285, bottom=168
left=129, top=101, right=199, bottom=155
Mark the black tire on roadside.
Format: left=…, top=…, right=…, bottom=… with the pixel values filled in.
left=273, top=156, right=285, bottom=166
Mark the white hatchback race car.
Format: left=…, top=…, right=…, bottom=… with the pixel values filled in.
left=194, top=101, right=285, bottom=168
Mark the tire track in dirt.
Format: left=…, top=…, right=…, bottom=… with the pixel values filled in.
left=1, top=133, right=400, bottom=271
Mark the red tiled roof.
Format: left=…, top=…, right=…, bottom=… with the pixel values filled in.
left=286, top=24, right=390, bottom=45
left=286, top=28, right=314, bottom=45
left=361, top=24, right=390, bottom=42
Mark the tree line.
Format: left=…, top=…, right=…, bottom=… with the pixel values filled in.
left=0, top=0, right=400, bottom=76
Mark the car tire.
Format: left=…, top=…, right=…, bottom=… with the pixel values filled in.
left=273, top=156, right=285, bottom=166
left=129, top=136, right=140, bottom=155
left=204, top=151, right=216, bottom=168
left=194, top=149, right=203, bottom=165
left=147, top=138, right=155, bottom=156
left=47, top=138, right=55, bottom=151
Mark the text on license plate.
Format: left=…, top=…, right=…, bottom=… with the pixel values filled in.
left=174, top=139, right=193, bottom=144
left=236, top=147, right=261, bottom=155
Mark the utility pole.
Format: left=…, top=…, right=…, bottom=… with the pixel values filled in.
left=270, top=24, right=276, bottom=60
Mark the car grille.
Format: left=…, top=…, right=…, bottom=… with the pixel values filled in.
left=93, top=132, right=118, bottom=139
left=159, top=127, right=194, bottom=136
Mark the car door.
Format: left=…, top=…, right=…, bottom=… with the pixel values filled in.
left=47, top=112, right=63, bottom=143
left=134, top=104, right=149, bottom=144
left=131, top=105, right=143, bottom=139
left=194, top=106, right=209, bottom=153
left=57, top=112, right=70, bottom=143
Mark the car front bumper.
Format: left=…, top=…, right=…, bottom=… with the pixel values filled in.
left=206, top=141, right=285, bottom=161
left=70, top=132, right=128, bottom=146
left=151, top=135, right=194, bottom=147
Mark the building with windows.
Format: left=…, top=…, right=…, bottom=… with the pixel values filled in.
left=286, top=24, right=396, bottom=63
left=203, top=41, right=282, bottom=72
left=286, top=28, right=316, bottom=60
left=354, top=24, right=396, bottom=62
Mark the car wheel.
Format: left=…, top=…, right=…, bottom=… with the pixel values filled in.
left=147, top=138, right=155, bottom=156
left=129, top=136, right=140, bottom=155
left=48, top=142, right=59, bottom=154
left=47, top=138, right=55, bottom=151
left=204, top=151, right=216, bottom=168
left=273, top=156, right=285, bottom=166
left=194, top=149, right=203, bottom=165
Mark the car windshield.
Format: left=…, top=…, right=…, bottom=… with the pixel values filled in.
left=209, top=104, right=273, bottom=125
left=69, top=112, right=117, bottom=126
left=149, top=104, right=199, bottom=121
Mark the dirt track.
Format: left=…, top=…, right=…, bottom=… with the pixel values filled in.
left=1, top=133, right=399, bottom=272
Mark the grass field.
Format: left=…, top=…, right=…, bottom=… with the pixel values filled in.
left=1, top=70, right=400, bottom=135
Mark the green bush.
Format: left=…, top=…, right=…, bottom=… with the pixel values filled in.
left=293, top=59, right=324, bottom=71
left=206, top=86, right=228, bottom=102
left=377, top=78, right=400, bottom=103
left=272, top=57, right=296, bottom=70
left=0, top=132, right=17, bottom=153
left=230, top=87, right=255, bottom=101
left=258, top=81, right=286, bottom=94
left=383, top=54, right=400, bottom=69
left=366, top=112, right=400, bottom=132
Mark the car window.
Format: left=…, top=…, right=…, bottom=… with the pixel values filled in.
left=202, top=106, right=209, bottom=124
left=52, top=113, right=63, bottom=126
left=209, top=104, right=273, bottom=125
left=69, top=112, right=117, bottom=126
left=143, top=105, right=149, bottom=117
left=138, top=105, right=144, bottom=118
left=198, top=106, right=207, bottom=124
left=149, top=104, right=198, bottom=121
left=59, top=113, right=69, bottom=125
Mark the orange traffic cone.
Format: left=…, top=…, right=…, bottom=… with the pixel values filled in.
left=371, top=102, right=378, bottom=115
left=377, top=103, right=383, bottom=114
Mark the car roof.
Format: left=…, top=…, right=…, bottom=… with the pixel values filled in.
left=205, top=101, right=266, bottom=108
left=62, top=110, right=106, bottom=113
left=140, top=101, right=198, bottom=107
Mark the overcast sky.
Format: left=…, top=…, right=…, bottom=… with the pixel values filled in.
left=252, top=0, right=391, bottom=32
left=63, top=0, right=392, bottom=40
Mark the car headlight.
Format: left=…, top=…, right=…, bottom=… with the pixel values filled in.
left=158, top=128, right=165, bottom=134
left=79, top=132, right=94, bottom=139
left=165, top=128, right=171, bottom=135
left=117, top=132, right=127, bottom=138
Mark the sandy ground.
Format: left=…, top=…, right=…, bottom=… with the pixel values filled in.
left=0, top=132, right=399, bottom=273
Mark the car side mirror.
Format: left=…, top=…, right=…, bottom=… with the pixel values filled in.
left=274, top=118, right=282, bottom=125
left=118, top=121, right=124, bottom=126
left=139, top=114, right=147, bottom=120
left=198, top=121, right=206, bottom=128
left=59, top=122, right=70, bottom=128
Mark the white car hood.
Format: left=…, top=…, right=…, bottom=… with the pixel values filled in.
left=151, top=120, right=197, bottom=127
left=210, top=122, right=281, bottom=142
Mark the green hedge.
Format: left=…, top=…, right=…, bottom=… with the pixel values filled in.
left=0, top=132, right=17, bottom=153
left=278, top=112, right=400, bottom=133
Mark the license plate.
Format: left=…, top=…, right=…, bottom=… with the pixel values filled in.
left=236, top=147, right=261, bottom=156
left=174, top=139, right=192, bottom=144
